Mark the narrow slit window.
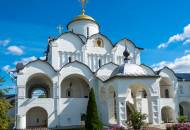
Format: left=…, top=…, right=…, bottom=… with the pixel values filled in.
left=68, top=57, right=72, bottom=63
left=87, top=27, right=89, bottom=38
left=98, top=59, right=101, bottom=68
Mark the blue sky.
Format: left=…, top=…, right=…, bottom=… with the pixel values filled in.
left=1, top=0, right=190, bottom=94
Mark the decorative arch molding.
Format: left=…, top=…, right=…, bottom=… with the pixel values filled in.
left=140, top=64, right=157, bottom=76
left=113, top=38, right=143, bottom=50
left=59, top=61, right=94, bottom=87
left=25, top=73, right=53, bottom=98
left=26, top=106, right=48, bottom=128
left=161, top=105, right=175, bottom=111
left=24, top=105, right=50, bottom=117
left=178, top=99, right=190, bottom=104
left=60, top=74, right=90, bottom=98
left=125, top=82, right=154, bottom=124
left=54, top=32, right=85, bottom=52
left=95, top=62, right=119, bottom=81
left=126, top=82, right=152, bottom=97
left=54, top=31, right=85, bottom=44
left=87, top=33, right=113, bottom=48
left=21, top=60, right=56, bottom=86
left=158, top=67, right=177, bottom=82
left=161, top=106, right=175, bottom=123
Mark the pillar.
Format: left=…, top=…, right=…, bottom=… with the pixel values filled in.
left=16, top=115, right=26, bottom=129
left=150, top=96, right=161, bottom=124
left=117, top=97, right=127, bottom=127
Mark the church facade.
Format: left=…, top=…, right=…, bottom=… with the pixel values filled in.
left=16, top=8, right=190, bottom=129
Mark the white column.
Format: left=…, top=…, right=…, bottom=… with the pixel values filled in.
left=95, top=54, right=98, bottom=70
left=150, top=96, right=160, bottom=124
left=16, top=115, right=26, bottom=129
left=87, top=54, right=89, bottom=67
left=93, top=54, right=96, bottom=71
left=117, top=97, right=127, bottom=127
left=91, top=54, right=93, bottom=71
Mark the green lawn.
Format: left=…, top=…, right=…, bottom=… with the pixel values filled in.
left=57, top=128, right=85, bottom=130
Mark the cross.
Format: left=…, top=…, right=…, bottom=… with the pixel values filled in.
left=79, top=0, right=88, bottom=15
left=56, top=24, right=63, bottom=35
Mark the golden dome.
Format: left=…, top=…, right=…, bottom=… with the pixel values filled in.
left=73, top=8, right=95, bottom=22
left=74, top=14, right=95, bottom=21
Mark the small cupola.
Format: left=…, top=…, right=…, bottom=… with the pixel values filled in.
left=123, top=46, right=130, bottom=63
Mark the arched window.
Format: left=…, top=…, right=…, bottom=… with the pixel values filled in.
left=66, top=82, right=72, bottom=97
left=165, top=89, right=169, bottom=98
left=179, top=104, right=184, bottom=115
left=95, top=38, right=103, bottom=47
left=66, top=88, right=72, bottom=97
left=68, top=57, right=72, bottom=63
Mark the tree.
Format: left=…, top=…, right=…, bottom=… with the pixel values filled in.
left=85, top=88, right=102, bottom=130
left=0, top=77, right=5, bottom=97
left=127, top=111, right=147, bottom=130
left=0, top=76, right=11, bottom=129
left=0, top=99, right=11, bottom=129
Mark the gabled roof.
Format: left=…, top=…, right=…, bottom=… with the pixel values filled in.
left=176, top=73, right=190, bottom=81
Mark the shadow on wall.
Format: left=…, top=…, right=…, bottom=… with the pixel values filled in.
left=56, top=98, right=88, bottom=128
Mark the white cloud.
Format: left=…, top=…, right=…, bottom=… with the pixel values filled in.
left=39, top=56, right=46, bottom=60
left=7, top=45, right=24, bottom=55
left=158, top=24, right=190, bottom=49
left=151, top=54, right=190, bottom=73
left=2, top=65, right=15, bottom=73
left=2, top=56, right=38, bottom=73
left=0, top=39, right=10, bottom=46
left=2, top=65, right=10, bottom=72
left=14, top=56, right=37, bottom=65
left=183, top=39, right=190, bottom=45
left=185, top=50, right=190, bottom=54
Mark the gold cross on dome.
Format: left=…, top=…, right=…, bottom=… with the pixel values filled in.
left=81, top=0, right=85, bottom=9
left=79, top=0, right=88, bottom=15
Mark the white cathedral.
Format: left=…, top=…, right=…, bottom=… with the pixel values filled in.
left=16, top=4, right=190, bottom=129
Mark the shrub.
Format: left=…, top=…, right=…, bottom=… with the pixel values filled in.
left=85, top=88, right=102, bottom=130
left=177, top=115, right=187, bottom=123
left=0, top=99, right=11, bottom=129
left=127, top=111, right=147, bottom=130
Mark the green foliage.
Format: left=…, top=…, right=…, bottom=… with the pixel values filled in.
left=0, top=77, right=8, bottom=97
left=0, top=99, right=12, bottom=129
left=0, top=76, right=4, bottom=84
left=177, top=115, right=187, bottom=123
left=38, top=94, right=47, bottom=98
left=127, top=111, right=147, bottom=130
left=85, top=88, right=102, bottom=130
left=0, top=76, right=12, bottom=129
left=166, top=127, right=173, bottom=130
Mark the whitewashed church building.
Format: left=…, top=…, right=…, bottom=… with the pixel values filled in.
left=16, top=3, right=190, bottom=129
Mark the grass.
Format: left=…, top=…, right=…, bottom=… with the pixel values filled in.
left=57, top=128, right=85, bottom=130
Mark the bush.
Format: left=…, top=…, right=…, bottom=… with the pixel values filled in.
left=177, top=115, right=187, bottom=123
left=85, top=88, right=102, bottom=130
left=127, top=111, right=147, bottom=130
left=0, top=99, right=11, bottom=129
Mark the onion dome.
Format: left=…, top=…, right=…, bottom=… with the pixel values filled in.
left=67, top=1, right=99, bottom=38
left=73, top=9, right=95, bottom=21
left=123, top=48, right=130, bottom=61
